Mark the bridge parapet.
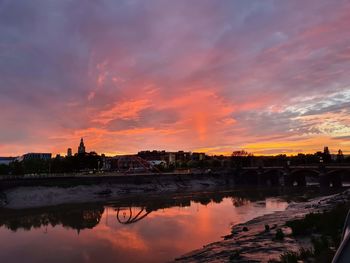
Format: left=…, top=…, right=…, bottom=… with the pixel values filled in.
left=235, top=165, right=350, bottom=187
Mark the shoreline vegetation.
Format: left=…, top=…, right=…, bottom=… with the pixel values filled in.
left=277, top=203, right=349, bottom=263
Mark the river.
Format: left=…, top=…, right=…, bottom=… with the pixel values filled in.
left=0, top=188, right=313, bottom=263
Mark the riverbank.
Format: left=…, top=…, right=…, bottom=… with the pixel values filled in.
left=0, top=174, right=230, bottom=209
left=175, top=189, right=350, bottom=262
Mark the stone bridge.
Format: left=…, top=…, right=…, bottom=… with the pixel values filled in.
left=234, top=165, right=350, bottom=187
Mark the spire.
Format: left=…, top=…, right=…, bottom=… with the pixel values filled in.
left=78, top=138, right=86, bottom=154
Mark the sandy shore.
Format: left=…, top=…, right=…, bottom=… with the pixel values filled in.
left=175, top=189, right=350, bottom=263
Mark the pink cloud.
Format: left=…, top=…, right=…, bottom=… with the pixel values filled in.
left=1, top=0, right=350, bottom=156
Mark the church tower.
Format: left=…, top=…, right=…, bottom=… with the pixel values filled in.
left=78, top=138, right=86, bottom=154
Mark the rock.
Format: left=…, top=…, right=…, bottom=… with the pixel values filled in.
left=223, top=234, right=234, bottom=240
left=275, top=229, right=285, bottom=240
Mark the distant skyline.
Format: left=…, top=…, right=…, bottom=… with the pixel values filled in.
left=1, top=0, right=350, bottom=156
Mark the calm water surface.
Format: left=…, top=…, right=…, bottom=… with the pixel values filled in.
left=0, top=190, right=289, bottom=263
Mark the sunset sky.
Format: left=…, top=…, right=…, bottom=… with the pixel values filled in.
left=1, top=0, right=350, bottom=156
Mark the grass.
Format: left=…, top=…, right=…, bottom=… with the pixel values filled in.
left=271, top=202, right=350, bottom=263
left=279, top=248, right=313, bottom=263
left=286, top=202, right=349, bottom=243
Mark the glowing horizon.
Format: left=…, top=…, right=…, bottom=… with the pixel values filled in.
left=0, top=0, right=350, bottom=157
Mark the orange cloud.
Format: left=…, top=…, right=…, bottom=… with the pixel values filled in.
left=93, top=99, right=151, bottom=125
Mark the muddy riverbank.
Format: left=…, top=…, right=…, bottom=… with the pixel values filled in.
left=0, top=174, right=233, bottom=209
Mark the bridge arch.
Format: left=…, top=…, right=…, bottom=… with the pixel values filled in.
left=326, top=168, right=350, bottom=178
left=325, top=169, right=349, bottom=187
left=260, top=169, right=281, bottom=186
left=287, top=169, right=320, bottom=187
left=238, top=170, right=259, bottom=185
left=290, top=169, right=320, bottom=177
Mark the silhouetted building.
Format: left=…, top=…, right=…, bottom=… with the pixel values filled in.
left=67, top=148, right=72, bottom=157
left=192, top=152, right=206, bottom=161
left=168, top=152, right=176, bottom=164
left=55, top=154, right=64, bottom=159
left=21, top=153, right=52, bottom=161
left=324, top=146, right=330, bottom=155
left=0, top=157, right=16, bottom=165
left=78, top=138, right=86, bottom=154
left=337, top=149, right=344, bottom=162
left=138, top=150, right=168, bottom=161
left=175, top=151, right=191, bottom=163
left=323, top=146, right=331, bottom=163
left=137, top=150, right=191, bottom=165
